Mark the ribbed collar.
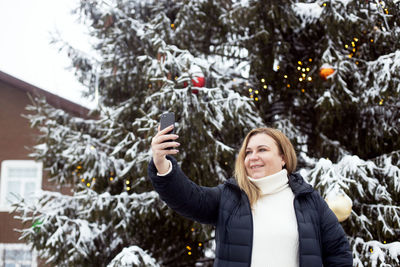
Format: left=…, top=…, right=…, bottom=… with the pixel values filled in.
left=248, top=169, right=289, bottom=195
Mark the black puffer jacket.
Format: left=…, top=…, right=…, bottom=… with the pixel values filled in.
left=148, top=156, right=353, bottom=267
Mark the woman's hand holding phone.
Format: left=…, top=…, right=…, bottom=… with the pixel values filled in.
left=151, top=125, right=180, bottom=174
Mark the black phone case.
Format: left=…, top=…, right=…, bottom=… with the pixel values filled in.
left=160, top=112, right=175, bottom=149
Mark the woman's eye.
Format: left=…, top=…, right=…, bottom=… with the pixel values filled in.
left=259, top=148, right=266, bottom=152
left=245, top=151, right=251, bottom=155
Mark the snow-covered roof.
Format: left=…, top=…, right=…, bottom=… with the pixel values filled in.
left=0, top=70, right=90, bottom=118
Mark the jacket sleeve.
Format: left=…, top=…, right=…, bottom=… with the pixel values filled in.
left=147, top=156, right=221, bottom=225
left=316, top=192, right=353, bottom=267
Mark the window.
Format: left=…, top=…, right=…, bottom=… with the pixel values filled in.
left=0, top=243, right=37, bottom=267
left=0, top=161, right=42, bottom=211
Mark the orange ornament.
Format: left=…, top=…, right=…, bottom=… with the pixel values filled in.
left=319, top=63, right=335, bottom=80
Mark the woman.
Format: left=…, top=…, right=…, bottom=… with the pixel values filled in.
left=148, top=126, right=353, bottom=267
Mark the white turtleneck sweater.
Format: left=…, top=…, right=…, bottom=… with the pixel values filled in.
left=248, top=169, right=299, bottom=267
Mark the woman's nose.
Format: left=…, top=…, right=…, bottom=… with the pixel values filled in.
left=249, top=152, right=258, bottom=160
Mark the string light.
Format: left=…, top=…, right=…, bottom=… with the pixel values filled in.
left=191, top=228, right=195, bottom=231
left=186, top=246, right=191, bottom=250
left=249, top=88, right=253, bottom=92
left=198, top=243, right=202, bottom=247
left=345, top=44, right=349, bottom=49
left=109, top=177, right=114, bottom=181
left=126, top=180, right=130, bottom=185
left=379, top=99, right=384, bottom=105
left=188, top=252, right=192, bottom=255
left=258, top=58, right=316, bottom=102
left=170, top=24, right=175, bottom=29
left=127, top=187, right=131, bottom=191
left=81, top=178, right=85, bottom=182
left=370, top=39, right=374, bottom=43
left=86, top=183, right=91, bottom=187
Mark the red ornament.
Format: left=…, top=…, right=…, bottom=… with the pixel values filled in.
left=191, top=76, right=205, bottom=87
left=183, top=65, right=206, bottom=94
left=183, top=76, right=205, bottom=94
left=319, top=63, right=335, bottom=80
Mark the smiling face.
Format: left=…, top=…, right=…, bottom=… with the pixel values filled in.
left=244, top=133, right=286, bottom=179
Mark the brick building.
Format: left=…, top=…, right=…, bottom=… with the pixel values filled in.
left=0, top=70, right=90, bottom=266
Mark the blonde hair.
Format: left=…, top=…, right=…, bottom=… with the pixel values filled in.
left=234, top=128, right=297, bottom=206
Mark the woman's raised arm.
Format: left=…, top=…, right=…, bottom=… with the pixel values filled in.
left=148, top=126, right=221, bottom=225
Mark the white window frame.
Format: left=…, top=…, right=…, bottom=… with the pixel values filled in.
left=0, top=243, right=37, bottom=267
left=0, top=160, right=42, bottom=212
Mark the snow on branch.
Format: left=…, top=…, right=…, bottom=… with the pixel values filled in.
left=13, top=189, right=162, bottom=265
left=350, top=237, right=400, bottom=267
left=305, top=155, right=365, bottom=197
left=107, top=246, right=159, bottom=267
left=358, top=204, right=400, bottom=236
left=15, top=189, right=161, bottom=232
left=362, top=50, right=400, bottom=100
left=305, top=152, right=399, bottom=204
left=374, top=150, right=400, bottom=192
left=292, top=2, right=323, bottom=28
left=304, top=150, right=400, bottom=265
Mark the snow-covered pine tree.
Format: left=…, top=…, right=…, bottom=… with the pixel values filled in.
left=221, top=0, right=400, bottom=266
left=14, top=0, right=263, bottom=266
left=14, top=0, right=400, bottom=266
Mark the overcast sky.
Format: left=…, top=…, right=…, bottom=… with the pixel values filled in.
left=0, top=0, right=96, bottom=108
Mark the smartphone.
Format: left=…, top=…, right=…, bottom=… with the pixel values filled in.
left=160, top=112, right=175, bottom=149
